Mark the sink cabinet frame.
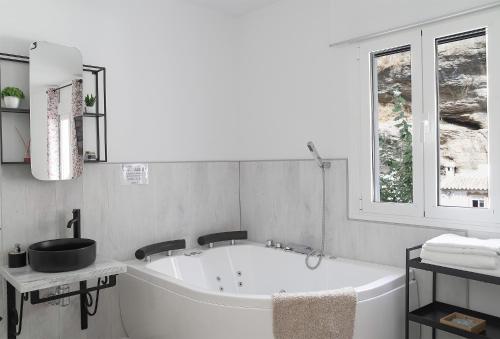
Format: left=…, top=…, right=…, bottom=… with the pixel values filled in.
left=6, top=274, right=117, bottom=339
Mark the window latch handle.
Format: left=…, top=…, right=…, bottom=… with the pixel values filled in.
left=420, top=120, right=430, bottom=143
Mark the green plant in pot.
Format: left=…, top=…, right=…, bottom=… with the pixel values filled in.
left=85, top=94, right=96, bottom=113
left=1, top=87, right=25, bottom=109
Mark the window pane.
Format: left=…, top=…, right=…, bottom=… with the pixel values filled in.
left=436, top=29, right=488, bottom=208
left=372, top=46, right=413, bottom=203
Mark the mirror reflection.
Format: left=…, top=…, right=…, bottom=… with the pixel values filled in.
left=30, top=41, right=83, bottom=180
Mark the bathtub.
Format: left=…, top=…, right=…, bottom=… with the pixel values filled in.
left=119, top=242, right=409, bottom=339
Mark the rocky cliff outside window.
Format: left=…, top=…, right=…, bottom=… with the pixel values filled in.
left=436, top=29, right=488, bottom=208
left=371, top=46, right=413, bottom=203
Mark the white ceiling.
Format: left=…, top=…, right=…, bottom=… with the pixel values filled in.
left=186, top=0, right=280, bottom=15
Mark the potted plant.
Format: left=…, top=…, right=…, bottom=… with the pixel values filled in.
left=1, top=87, right=25, bottom=109
left=85, top=94, right=96, bottom=113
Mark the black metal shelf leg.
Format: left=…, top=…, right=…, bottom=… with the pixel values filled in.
left=7, top=282, right=18, bottom=339
left=6, top=275, right=116, bottom=337
left=80, top=281, right=88, bottom=330
left=432, top=272, right=437, bottom=339
left=405, top=248, right=410, bottom=339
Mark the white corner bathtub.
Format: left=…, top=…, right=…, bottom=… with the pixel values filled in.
left=119, top=242, right=409, bottom=339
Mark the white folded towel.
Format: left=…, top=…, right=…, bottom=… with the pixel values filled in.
left=423, top=234, right=500, bottom=257
left=421, top=248, right=499, bottom=269
left=423, top=245, right=498, bottom=257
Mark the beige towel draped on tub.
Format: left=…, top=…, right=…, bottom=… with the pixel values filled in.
left=272, top=287, right=357, bottom=339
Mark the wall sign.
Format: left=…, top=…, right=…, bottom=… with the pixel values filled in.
left=121, top=164, right=149, bottom=185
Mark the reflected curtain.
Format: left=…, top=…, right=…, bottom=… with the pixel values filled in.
left=71, top=79, right=84, bottom=177
left=46, top=88, right=60, bottom=179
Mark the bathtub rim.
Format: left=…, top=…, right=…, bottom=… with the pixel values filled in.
left=121, top=243, right=405, bottom=309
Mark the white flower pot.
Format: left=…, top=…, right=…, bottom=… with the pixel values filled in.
left=85, top=104, right=95, bottom=114
left=3, top=96, right=20, bottom=109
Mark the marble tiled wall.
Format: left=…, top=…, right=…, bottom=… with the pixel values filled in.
left=0, top=162, right=240, bottom=339
left=240, top=160, right=459, bottom=267
left=82, top=162, right=240, bottom=260
left=2, top=159, right=500, bottom=339
left=240, top=159, right=500, bottom=339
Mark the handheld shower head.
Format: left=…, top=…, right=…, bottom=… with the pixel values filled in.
left=307, top=142, right=330, bottom=168
left=305, top=142, right=330, bottom=270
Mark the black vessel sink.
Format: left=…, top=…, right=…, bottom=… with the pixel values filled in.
left=28, top=238, right=96, bottom=273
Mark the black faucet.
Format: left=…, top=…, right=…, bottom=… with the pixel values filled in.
left=66, top=209, right=81, bottom=238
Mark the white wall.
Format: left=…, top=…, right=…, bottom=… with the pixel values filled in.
left=0, top=0, right=239, bottom=162
left=330, top=0, right=500, bottom=44
left=2, top=0, right=495, bottom=163
left=236, top=0, right=344, bottom=160
left=235, top=0, right=500, bottom=161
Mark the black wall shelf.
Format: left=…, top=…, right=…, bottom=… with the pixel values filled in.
left=1, top=108, right=29, bottom=114
left=0, top=52, right=107, bottom=164
left=83, top=113, right=105, bottom=117
left=406, top=245, right=500, bottom=339
left=410, top=302, right=500, bottom=339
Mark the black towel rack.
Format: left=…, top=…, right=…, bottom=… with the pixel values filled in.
left=406, top=244, right=500, bottom=339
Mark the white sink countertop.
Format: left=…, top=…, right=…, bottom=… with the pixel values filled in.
left=0, top=259, right=127, bottom=293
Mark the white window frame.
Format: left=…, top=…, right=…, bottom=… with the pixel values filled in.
left=355, top=29, right=424, bottom=218
left=349, top=7, right=500, bottom=229
left=422, top=9, right=500, bottom=223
